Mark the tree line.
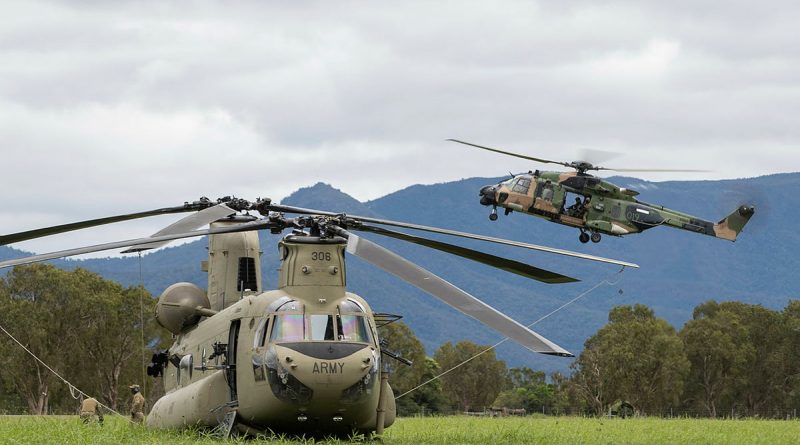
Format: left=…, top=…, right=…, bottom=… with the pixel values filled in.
left=2, top=264, right=798, bottom=419
left=0, top=265, right=168, bottom=415
left=382, top=302, right=800, bottom=418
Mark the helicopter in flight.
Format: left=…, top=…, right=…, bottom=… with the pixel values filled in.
left=449, top=139, right=755, bottom=244
left=0, top=195, right=637, bottom=437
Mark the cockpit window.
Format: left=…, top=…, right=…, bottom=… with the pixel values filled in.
left=337, top=315, right=371, bottom=343
left=275, top=299, right=301, bottom=312
left=309, top=314, right=336, bottom=341
left=270, top=314, right=305, bottom=342
left=512, top=177, right=532, bottom=194
left=339, top=298, right=365, bottom=313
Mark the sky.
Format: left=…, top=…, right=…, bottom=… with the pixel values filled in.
left=1, top=0, right=798, bottom=256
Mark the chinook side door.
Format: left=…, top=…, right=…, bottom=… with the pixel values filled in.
left=226, top=320, right=240, bottom=402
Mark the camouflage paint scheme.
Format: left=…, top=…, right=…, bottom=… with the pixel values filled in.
left=479, top=171, right=754, bottom=242
left=147, top=226, right=394, bottom=436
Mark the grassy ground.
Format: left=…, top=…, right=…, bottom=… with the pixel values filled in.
left=1, top=415, right=799, bottom=444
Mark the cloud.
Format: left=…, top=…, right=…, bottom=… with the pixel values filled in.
left=0, top=0, right=797, bottom=256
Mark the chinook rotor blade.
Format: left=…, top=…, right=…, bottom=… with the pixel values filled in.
left=0, top=199, right=215, bottom=246
left=447, top=139, right=572, bottom=168
left=0, top=219, right=277, bottom=269
left=341, top=231, right=572, bottom=357
left=268, top=204, right=638, bottom=269
left=120, top=204, right=237, bottom=253
left=355, top=224, right=578, bottom=284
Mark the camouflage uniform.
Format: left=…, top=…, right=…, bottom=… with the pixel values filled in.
left=129, top=385, right=145, bottom=424
left=79, top=397, right=104, bottom=425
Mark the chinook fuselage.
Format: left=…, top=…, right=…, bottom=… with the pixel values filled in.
left=147, top=227, right=394, bottom=436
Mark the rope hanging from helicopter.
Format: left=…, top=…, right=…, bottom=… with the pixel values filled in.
left=137, top=251, right=149, bottom=413
left=394, top=266, right=627, bottom=400
left=0, top=321, right=126, bottom=417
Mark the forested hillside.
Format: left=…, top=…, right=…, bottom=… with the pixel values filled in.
left=1, top=173, right=796, bottom=373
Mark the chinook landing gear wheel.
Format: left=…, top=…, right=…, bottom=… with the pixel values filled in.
left=489, top=206, right=498, bottom=221
left=591, top=232, right=601, bottom=243
left=579, top=232, right=590, bottom=243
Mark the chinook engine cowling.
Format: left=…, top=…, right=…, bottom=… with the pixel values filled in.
left=155, top=282, right=212, bottom=334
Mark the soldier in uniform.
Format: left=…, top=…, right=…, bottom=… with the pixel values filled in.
left=567, top=197, right=582, bottom=216
left=129, top=384, right=145, bottom=424
left=79, top=396, right=104, bottom=425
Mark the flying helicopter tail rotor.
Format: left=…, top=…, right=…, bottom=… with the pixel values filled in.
left=338, top=229, right=573, bottom=357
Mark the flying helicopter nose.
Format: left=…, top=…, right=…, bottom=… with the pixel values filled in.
left=479, top=185, right=497, bottom=206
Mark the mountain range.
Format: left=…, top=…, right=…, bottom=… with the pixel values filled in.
left=2, top=173, right=797, bottom=373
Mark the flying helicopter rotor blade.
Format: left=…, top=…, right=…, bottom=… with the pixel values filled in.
left=0, top=199, right=216, bottom=247
left=446, top=139, right=572, bottom=168
left=0, top=218, right=279, bottom=270
left=593, top=167, right=711, bottom=173
left=339, top=230, right=573, bottom=357
left=355, top=224, right=578, bottom=284
left=267, top=204, right=639, bottom=269
left=120, top=204, right=237, bottom=254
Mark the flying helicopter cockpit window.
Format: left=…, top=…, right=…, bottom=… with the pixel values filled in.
left=512, top=177, right=531, bottom=194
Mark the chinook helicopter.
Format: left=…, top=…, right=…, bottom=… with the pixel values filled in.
left=0, top=196, right=637, bottom=436
left=449, top=139, right=755, bottom=244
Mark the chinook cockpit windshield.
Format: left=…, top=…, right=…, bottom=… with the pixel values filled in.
left=266, top=298, right=373, bottom=344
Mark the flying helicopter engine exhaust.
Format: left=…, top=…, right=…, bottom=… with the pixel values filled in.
left=449, top=139, right=755, bottom=244
left=0, top=196, right=638, bottom=437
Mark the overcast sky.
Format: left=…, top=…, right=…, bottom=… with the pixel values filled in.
left=1, top=0, right=798, bottom=255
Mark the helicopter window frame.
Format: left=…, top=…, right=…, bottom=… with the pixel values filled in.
left=253, top=317, right=271, bottom=348
left=269, top=313, right=306, bottom=343
left=512, top=177, right=532, bottom=194
left=336, top=298, right=372, bottom=344
left=336, top=314, right=372, bottom=344
left=308, top=314, right=337, bottom=341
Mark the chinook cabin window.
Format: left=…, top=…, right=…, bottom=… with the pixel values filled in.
left=309, top=314, right=336, bottom=341
left=270, top=314, right=305, bottom=342
left=337, top=298, right=372, bottom=343
left=337, top=315, right=371, bottom=343
left=237, top=257, right=257, bottom=292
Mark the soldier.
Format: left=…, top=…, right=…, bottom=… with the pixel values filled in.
left=567, top=197, right=582, bottom=216
left=129, top=384, right=145, bottom=424
left=79, top=396, right=104, bottom=425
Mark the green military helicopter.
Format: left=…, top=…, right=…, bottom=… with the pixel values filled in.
left=0, top=196, right=637, bottom=437
left=449, top=139, right=755, bottom=244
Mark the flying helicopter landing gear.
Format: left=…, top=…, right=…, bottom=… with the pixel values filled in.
left=579, top=231, right=590, bottom=244
left=489, top=206, right=498, bottom=221
left=591, top=232, right=601, bottom=243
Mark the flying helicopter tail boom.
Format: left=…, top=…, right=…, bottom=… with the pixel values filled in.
left=712, top=205, right=755, bottom=241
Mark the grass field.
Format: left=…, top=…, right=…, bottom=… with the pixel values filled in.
left=1, top=415, right=799, bottom=444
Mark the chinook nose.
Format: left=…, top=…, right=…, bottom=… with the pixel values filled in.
left=479, top=185, right=497, bottom=206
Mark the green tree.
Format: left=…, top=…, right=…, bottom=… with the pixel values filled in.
left=680, top=303, right=753, bottom=417
left=780, top=300, right=800, bottom=410
left=377, top=321, right=447, bottom=415
left=682, top=301, right=788, bottom=417
left=433, top=341, right=508, bottom=412
left=571, top=304, right=689, bottom=416
left=493, top=367, right=557, bottom=413
left=0, top=265, right=167, bottom=414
